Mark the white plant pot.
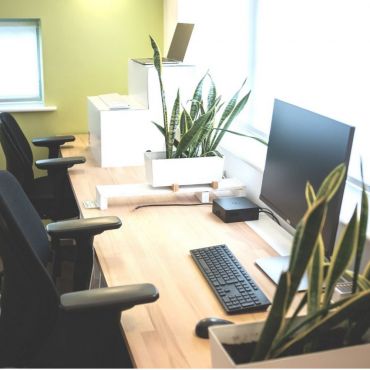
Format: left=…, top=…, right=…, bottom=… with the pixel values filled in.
left=144, top=151, right=225, bottom=187
left=209, top=320, right=370, bottom=368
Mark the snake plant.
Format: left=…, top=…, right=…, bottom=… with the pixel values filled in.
left=149, top=36, right=266, bottom=159
left=251, top=163, right=370, bottom=362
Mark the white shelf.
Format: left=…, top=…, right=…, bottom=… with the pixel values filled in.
left=93, top=178, right=246, bottom=210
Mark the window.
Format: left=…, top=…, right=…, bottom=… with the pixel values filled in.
left=0, top=19, right=43, bottom=105
left=249, top=0, right=370, bottom=185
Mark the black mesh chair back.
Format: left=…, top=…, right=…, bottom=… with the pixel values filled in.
left=0, top=112, right=34, bottom=162
left=0, top=171, right=59, bottom=366
left=0, top=113, right=80, bottom=220
left=0, top=171, right=158, bottom=367
left=0, top=119, right=34, bottom=191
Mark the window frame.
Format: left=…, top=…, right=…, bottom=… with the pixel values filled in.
left=0, top=18, right=44, bottom=105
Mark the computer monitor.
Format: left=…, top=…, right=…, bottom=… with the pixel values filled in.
left=256, top=99, right=355, bottom=288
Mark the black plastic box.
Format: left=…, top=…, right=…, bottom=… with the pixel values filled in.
left=212, top=197, right=259, bottom=223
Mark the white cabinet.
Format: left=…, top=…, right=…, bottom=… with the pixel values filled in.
left=88, top=60, right=197, bottom=167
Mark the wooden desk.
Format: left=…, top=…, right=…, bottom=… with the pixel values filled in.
left=62, top=134, right=279, bottom=368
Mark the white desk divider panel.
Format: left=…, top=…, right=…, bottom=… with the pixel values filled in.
left=88, top=60, right=198, bottom=168
left=82, top=178, right=246, bottom=210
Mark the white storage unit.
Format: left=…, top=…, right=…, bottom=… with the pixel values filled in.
left=88, top=60, right=198, bottom=167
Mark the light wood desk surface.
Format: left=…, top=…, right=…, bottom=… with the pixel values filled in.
left=62, top=134, right=280, bottom=368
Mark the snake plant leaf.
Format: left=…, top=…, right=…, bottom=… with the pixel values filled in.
left=190, top=73, right=207, bottom=120
left=209, top=90, right=251, bottom=151
left=344, top=269, right=370, bottom=290
left=251, top=272, right=291, bottom=362
left=356, top=274, right=370, bottom=290
left=174, top=106, right=216, bottom=158
left=305, top=182, right=316, bottom=207
left=189, top=112, right=215, bottom=157
left=287, top=198, right=327, bottom=307
left=316, top=163, right=346, bottom=202
left=352, top=163, right=368, bottom=293
left=364, top=261, right=370, bottom=280
left=287, top=292, right=308, bottom=331
left=218, top=78, right=247, bottom=128
left=150, top=36, right=169, bottom=153
left=167, top=89, right=181, bottom=157
left=211, top=128, right=267, bottom=145
left=181, top=107, right=193, bottom=135
left=323, top=206, right=359, bottom=306
left=179, top=109, right=186, bottom=136
left=288, top=220, right=304, bottom=276
left=151, top=121, right=165, bottom=137
left=150, top=36, right=162, bottom=78
left=272, top=295, right=353, bottom=355
left=207, top=75, right=217, bottom=111
left=200, top=149, right=223, bottom=157
left=307, top=236, right=325, bottom=316
left=273, top=289, right=370, bottom=358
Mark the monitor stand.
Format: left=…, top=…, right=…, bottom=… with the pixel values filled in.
left=246, top=213, right=308, bottom=291
left=255, top=255, right=308, bottom=291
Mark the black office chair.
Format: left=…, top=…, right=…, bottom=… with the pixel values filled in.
left=0, top=171, right=159, bottom=367
left=0, top=112, right=85, bottom=221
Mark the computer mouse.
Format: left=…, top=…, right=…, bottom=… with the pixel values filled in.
left=195, top=317, right=234, bottom=339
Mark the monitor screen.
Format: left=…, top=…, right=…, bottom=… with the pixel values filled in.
left=260, top=99, right=355, bottom=256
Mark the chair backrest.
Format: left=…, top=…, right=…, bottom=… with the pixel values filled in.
left=0, top=171, right=59, bottom=366
left=0, top=114, right=35, bottom=189
left=0, top=112, right=33, bottom=162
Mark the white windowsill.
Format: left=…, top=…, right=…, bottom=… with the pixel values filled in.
left=0, top=104, right=57, bottom=113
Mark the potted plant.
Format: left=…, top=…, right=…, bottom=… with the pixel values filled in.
left=209, top=163, right=370, bottom=367
left=145, top=37, right=266, bottom=188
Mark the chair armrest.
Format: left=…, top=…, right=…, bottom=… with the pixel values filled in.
left=35, top=156, right=86, bottom=170
left=32, top=135, right=76, bottom=158
left=60, top=283, right=159, bottom=312
left=32, top=135, right=75, bottom=147
left=46, top=216, right=122, bottom=239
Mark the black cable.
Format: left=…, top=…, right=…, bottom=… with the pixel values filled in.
left=133, top=202, right=212, bottom=211
left=258, top=207, right=281, bottom=225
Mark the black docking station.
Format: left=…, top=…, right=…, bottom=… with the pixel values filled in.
left=212, top=197, right=259, bottom=223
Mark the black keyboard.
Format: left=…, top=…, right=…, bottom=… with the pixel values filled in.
left=190, top=244, right=271, bottom=314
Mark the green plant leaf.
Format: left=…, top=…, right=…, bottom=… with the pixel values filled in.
left=218, top=78, right=247, bottom=128
left=323, top=206, right=359, bottom=306
left=150, top=36, right=169, bottom=156
left=211, top=128, right=267, bottom=145
left=190, top=73, right=207, bottom=120
left=287, top=198, right=327, bottom=307
left=167, top=89, right=181, bottom=157
left=272, top=289, right=370, bottom=358
left=271, top=295, right=353, bottom=355
left=364, top=261, right=370, bottom=280
left=207, top=75, right=217, bottom=111
left=174, top=106, right=216, bottom=158
left=305, top=182, right=316, bottom=207
left=316, top=163, right=346, bottom=202
left=307, top=236, right=325, bottom=316
left=151, top=121, right=165, bottom=137
left=209, top=90, right=251, bottom=151
left=356, top=274, right=370, bottom=290
left=251, top=272, right=291, bottom=362
left=352, top=163, right=368, bottom=293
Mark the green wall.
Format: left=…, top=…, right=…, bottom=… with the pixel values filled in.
left=0, top=0, right=163, bottom=166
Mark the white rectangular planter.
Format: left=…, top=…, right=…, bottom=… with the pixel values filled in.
left=209, top=321, right=370, bottom=368
left=144, top=151, right=225, bottom=187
